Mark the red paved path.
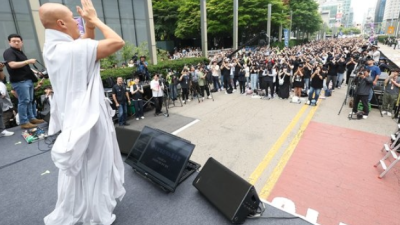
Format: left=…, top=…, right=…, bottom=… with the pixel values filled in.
left=267, top=121, right=400, bottom=225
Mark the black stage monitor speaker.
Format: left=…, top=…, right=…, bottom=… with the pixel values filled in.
left=193, top=157, right=261, bottom=224
left=115, top=127, right=141, bottom=154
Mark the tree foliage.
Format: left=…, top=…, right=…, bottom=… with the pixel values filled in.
left=175, top=0, right=201, bottom=39
left=289, top=0, right=322, bottom=35
left=153, top=0, right=182, bottom=40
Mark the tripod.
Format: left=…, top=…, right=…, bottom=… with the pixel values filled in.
left=167, top=83, right=183, bottom=107
left=338, top=76, right=356, bottom=115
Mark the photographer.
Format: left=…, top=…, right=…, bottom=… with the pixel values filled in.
left=350, top=69, right=373, bottom=119
left=210, top=60, right=221, bottom=91
left=277, top=65, right=291, bottom=99
left=336, top=56, right=346, bottom=89
left=221, top=58, right=233, bottom=93
left=265, top=63, right=277, bottom=99
left=179, top=69, right=190, bottom=103
left=190, top=66, right=201, bottom=99
left=112, top=77, right=131, bottom=126
left=326, top=58, right=338, bottom=91
left=382, top=69, right=400, bottom=117
left=293, top=64, right=304, bottom=98
left=198, top=66, right=211, bottom=99
left=250, top=65, right=259, bottom=91
left=150, top=73, right=164, bottom=115
left=166, top=70, right=178, bottom=101
left=303, top=59, right=313, bottom=93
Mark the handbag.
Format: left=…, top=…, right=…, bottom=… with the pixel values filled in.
left=279, top=74, right=285, bottom=85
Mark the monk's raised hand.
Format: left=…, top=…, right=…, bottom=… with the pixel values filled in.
left=77, top=0, right=97, bottom=26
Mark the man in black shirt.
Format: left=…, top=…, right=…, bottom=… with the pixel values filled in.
left=336, top=57, right=346, bottom=89
left=3, top=34, right=44, bottom=129
left=112, top=77, right=131, bottom=126
left=326, top=59, right=338, bottom=91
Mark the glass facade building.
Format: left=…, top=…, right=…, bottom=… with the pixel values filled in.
left=0, top=0, right=148, bottom=77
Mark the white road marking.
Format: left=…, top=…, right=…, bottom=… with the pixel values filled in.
left=171, top=119, right=200, bottom=135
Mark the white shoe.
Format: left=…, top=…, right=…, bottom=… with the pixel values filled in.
left=306, top=100, right=310, bottom=105
left=188, top=99, right=191, bottom=102
left=207, top=96, right=212, bottom=99
left=141, top=116, right=145, bottom=119
left=349, top=111, right=356, bottom=115
left=387, top=112, right=392, bottom=117
left=225, top=91, right=228, bottom=94
left=382, top=111, right=387, bottom=115
left=1, top=130, right=14, bottom=137
left=202, top=97, right=205, bottom=100
left=233, top=89, right=236, bottom=92
left=363, top=115, right=368, bottom=119
left=136, top=118, right=139, bottom=121
left=183, top=100, right=186, bottom=104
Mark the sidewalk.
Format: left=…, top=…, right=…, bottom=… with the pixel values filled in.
left=378, top=43, right=400, bottom=67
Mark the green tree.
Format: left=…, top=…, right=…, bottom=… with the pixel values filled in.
left=175, top=0, right=201, bottom=39
left=289, top=0, right=322, bottom=38
left=121, top=41, right=135, bottom=64
left=153, top=0, right=182, bottom=40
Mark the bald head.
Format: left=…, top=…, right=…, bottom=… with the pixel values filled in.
left=39, top=3, right=80, bottom=39
left=39, top=3, right=69, bottom=29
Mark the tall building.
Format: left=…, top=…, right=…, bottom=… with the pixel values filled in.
left=320, top=1, right=343, bottom=27
left=382, top=0, right=400, bottom=35
left=0, top=0, right=149, bottom=75
left=375, top=0, right=387, bottom=23
left=339, top=0, right=353, bottom=27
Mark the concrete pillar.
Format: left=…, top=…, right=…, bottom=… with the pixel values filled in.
left=28, top=0, right=45, bottom=52
left=145, top=0, right=157, bottom=65
left=233, top=0, right=238, bottom=50
left=200, top=0, right=208, bottom=58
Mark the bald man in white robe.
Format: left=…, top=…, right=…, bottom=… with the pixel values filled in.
left=39, top=1, right=126, bottom=224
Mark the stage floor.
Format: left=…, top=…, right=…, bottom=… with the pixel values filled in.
left=0, top=123, right=313, bottom=225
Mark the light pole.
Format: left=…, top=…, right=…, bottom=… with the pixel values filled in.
left=233, top=0, right=239, bottom=50
left=267, top=4, right=272, bottom=46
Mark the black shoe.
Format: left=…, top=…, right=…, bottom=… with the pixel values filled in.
left=123, top=122, right=130, bottom=126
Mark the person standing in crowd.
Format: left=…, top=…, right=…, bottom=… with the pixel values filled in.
left=137, top=56, right=149, bottom=81
left=0, top=63, right=14, bottom=136
left=190, top=65, right=200, bottom=99
left=293, top=64, right=304, bottom=98
left=130, top=76, right=145, bottom=120
left=250, top=65, right=259, bottom=92
left=336, top=56, right=346, bottom=89
left=382, top=69, right=400, bottom=117
left=238, top=67, right=246, bottom=94
left=166, top=70, right=178, bottom=101
left=350, top=69, right=373, bottom=119
left=3, top=34, right=44, bottom=129
left=326, top=58, right=338, bottom=91
left=198, top=66, right=211, bottom=100
left=39, top=1, right=126, bottom=224
left=365, top=58, right=381, bottom=102
left=179, top=69, right=190, bottom=104
left=112, top=77, right=131, bottom=126
left=265, top=63, right=277, bottom=99
left=307, top=65, right=324, bottom=105
left=244, top=63, right=250, bottom=87
left=278, top=65, right=291, bottom=99
left=368, top=45, right=380, bottom=64
left=233, top=58, right=242, bottom=91
left=303, top=59, right=313, bottom=93
left=210, top=60, right=221, bottom=91
left=346, top=56, right=356, bottom=85
left=151, top=73, right=164, bottom=115
left=221, top=58, right=233, bottom=94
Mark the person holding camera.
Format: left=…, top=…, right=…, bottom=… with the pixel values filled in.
left=265, top=63, right=277, bottom=99
left=198, top=66, right=211, bottom=100
left=336, top=56, right=346, bottom=89
left=350, top=69, right=373, bottom=119
left=346, top=56, right=356, bottom=85
left=166, top=70, right=178, bottom=101
left=210, top=60, right=222, bottom=91
left=326, top=58, right=338, bottom=91
left=221, top=58, right=233, bottom=93
left=179, top=69, right=190, bottom=103
left=130, top=76, right=145, bottom=121
left=250, top=65, right=259, bottom=92
left=3, top=34, right=44, bottom=129
left=382, top=69, right=400, bottom=117
left=137, top=55, right=149, bottom=81
left=277, top=65, right=291, bottom=99
left=307, top=65, right=324, bottom=106
left=293, top=64, right=304, bottom=98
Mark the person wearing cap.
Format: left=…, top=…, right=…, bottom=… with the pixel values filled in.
left=368, top=45, right=380, bottom=64
left=382, top=69, right=400, bottom=117
left=137, top=55, right=149, bottom=81
left=365, top=58, right=381, bottom=102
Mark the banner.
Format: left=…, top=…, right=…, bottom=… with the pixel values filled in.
left=284, top=29, right=289, bottom=47
left=74, top=17, right=85, bottom=35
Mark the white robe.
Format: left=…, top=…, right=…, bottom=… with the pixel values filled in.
left=42, top=29, right=125, bottom=225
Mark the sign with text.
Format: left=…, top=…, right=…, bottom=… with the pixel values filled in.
left=388, top=26, right=395, bottom=34
left=75, top=17, right=85, bottom=36
left=284, top=29, right=289, bottom=47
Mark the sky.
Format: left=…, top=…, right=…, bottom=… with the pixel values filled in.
left=351, top=0, right=377, bottom=23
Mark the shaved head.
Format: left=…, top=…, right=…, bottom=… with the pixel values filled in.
left=39, top=3, right=80, bottom=39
